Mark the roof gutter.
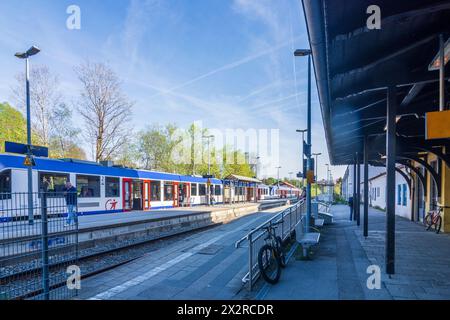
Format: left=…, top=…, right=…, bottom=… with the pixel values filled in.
left=301, top=0, right=334, bottom=163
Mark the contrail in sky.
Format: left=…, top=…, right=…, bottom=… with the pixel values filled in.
left=148, top=36, right=303, bottom=98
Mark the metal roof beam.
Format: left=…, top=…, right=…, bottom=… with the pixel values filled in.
left=332, top=2, right=450, bottom=44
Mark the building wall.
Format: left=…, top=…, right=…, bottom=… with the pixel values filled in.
left=358, top=168, right=411, bottom=219
left=423, top=153, right=450, bottom=233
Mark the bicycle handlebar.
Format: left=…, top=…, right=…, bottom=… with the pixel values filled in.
left=436, top=203, right=450, bottom=209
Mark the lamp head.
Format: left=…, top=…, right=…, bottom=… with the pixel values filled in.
left=294, top=49, right=312, bottom=57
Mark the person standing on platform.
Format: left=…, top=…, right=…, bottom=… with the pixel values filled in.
left=348, top=196, right=354, bottom=221
left=64, top=181, right=78, bottom=227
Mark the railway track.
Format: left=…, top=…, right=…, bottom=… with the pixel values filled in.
left=0, top=222, right=221, bottom=300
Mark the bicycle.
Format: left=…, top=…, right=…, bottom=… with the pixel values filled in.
left=257, top=220, right=286, bottom=284
left=424, top=203, right=449, bottom=234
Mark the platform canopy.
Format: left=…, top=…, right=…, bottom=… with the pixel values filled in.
left=302, top=0, right=450, bottom=166
left=224, top=174, right=261, bottom=184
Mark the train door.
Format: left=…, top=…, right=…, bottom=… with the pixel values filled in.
left=143, top=180, right=151, bottom=210
left=173, top=182, right=179, bottom=207
left=182, top=183, right=190, bottom=207
left=122, top=178, right=132, bottom=211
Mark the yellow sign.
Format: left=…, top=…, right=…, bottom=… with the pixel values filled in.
left=306, top=170, right=315, bottom=184
left=426, top=110, right=450, bottom=140
left=23, top=155, right=35, bottom=167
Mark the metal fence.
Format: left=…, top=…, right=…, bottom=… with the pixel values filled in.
left=235, top=199, right=306, bottom=290
left=0, top=192, right=79, bottom=300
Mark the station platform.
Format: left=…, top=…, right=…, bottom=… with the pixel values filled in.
left=0, top=199, right=293, bottom=262
left=76, top=205, right=289, bottom=300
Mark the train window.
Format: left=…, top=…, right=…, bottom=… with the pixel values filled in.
left=163, top=183, right=174, bottom=201
left=199, top=184, right=206, bottom=196
left=215, top=185, right=221, bottom=196
left=39, top=172, right=69, bottom=195
left=0, top=170, right=11, bottom=199
left=76, top=175, right=100, bottom=198
left=105, top=177, right=120, bottom=197
left=191, top=183, right=197, bottom=196
left=151, top=181, right=161, bottom=201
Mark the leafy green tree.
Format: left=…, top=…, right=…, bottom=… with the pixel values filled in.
left=0, top=102, right=27, bottom=152
left=136, top=124, right=183, bottom=172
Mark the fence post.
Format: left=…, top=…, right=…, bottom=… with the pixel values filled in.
left=40, top=190, right=49, bottom=300
left=289, top=207, right=292, bottom=235
left=248, top=233, right=253, bottom=291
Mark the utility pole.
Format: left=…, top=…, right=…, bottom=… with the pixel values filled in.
left=15, top=46, right=41, bottom=225
left=296, top=129, right=307, bottom=188
left=203, top=135, right=214, bottom=206
left=312, top=152, right=321, bottom=198
left=294, top=48, right=313, bottom=232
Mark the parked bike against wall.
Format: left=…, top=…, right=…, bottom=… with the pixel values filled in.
left=257, top=220, right=286, bottom=284
left=424, top=203, right=449, bottom=234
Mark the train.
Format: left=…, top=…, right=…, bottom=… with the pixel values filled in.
left=0, top=153, right=302, bottom=219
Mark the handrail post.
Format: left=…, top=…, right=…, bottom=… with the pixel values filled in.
left=40, top=190, right=49, bottom=300
left=248, top=233, right=253, bottom=291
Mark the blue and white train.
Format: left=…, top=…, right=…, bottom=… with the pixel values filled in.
left=0, top=154, right=224, bottom=218
left=0, top=154, right=303, bottom=220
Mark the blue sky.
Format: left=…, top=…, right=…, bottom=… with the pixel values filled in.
left=0, top=0, right=344, bottom=180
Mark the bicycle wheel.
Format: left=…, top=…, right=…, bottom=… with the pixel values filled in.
left=276, top=236, right=287, bottom=268
left=424, top=214, right=433, bottom=230
left=435, top=216, right=442, bottom=234
left=258, top=244, right=281, bottom=284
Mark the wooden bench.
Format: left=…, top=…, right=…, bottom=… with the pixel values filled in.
left=318, top=211, right=333, bottom=224
left=295, top=219, right=320, bottom=258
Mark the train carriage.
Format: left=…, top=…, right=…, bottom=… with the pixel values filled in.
left=0, top=154, right=223, bottom=220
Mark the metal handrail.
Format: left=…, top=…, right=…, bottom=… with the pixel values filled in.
left=235, top=199, right=304, bottom=248
left=235, top=199, right=306, bottom=290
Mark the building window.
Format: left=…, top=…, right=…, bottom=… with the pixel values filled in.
left=402, top=184, right=407, bottom=206
left=215, top=185, right=221, bottom=196
left=377, top=187, right=380, bottom=197
left=76, top=175, right=100, bottom=198
left=39, top=172, right=69, bottom=195
left=163, top=183, right=174, bottom=201
left=151, top=181, right=161, bottom=201
left=397, top=185, right=401, bottom=205
left=191, top=183, right=197, bottom=196
left=0, top=170, right=11, bottom=199
left=199, top=184, right=206, bottom=196
left=105, top=177, right=120, bottom=197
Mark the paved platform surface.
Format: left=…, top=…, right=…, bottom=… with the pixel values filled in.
left=76, top=205, right=289, bottom=300
left=254, top=205, right=450, bottom=300
left=0, top=203, right=264, bottom=240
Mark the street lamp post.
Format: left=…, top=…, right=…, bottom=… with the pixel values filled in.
left=296, top=129, right=307, bottom=188
left=312, top=152, right=321, bottom=198
left=15, top=46, right=40, bottom=225
left=294, top=49, right=312, bottom=232
left=253, top=156, right=260, bottom=203
left=325, top=163, right=330, bottom=201
left=276, top=166, right=281, bottom=198
left=203, top=134, right=214, bottom=205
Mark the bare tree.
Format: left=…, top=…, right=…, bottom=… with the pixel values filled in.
left=12, top=65, right=62, bottom=146
left=75, top=62, right=133, bottom=162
